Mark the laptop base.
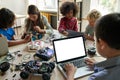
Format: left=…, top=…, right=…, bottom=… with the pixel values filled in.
left=57, top=65, right=94, bottom=79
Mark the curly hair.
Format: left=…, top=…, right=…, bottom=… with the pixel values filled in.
left=87, top=9, right=101, bottom=20
left=0, top=8, right=15, bottom=28
left=60, top=2, right=78, bottom=17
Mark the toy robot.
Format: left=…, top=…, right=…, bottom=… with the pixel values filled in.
left=20, top=60, right=55, bottom=80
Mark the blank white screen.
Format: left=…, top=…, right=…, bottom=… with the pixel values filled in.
left=54, top=37, right=86, bottom=62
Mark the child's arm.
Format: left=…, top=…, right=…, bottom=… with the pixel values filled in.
left=12, top=36, right=15, bottom=40
left=34, top=26, right=46, bottom=33
left=58, top=18, right=69, bottom=36
left=62, top=31, right=69, bottom=36
left=73, top=19, right=78, bottom=32
left=34, top=15, right=53, bottom=34
left=8, top=35, right=31, bottom=47
left=84, top=34, right=94, bottom=41
left=84, top=26, right=94, bottom=41
left=58, top=18, right=66, bottom=33
left=42, top=15, right=53, bottom=34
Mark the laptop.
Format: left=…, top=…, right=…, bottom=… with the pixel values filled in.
left=53, top=35, right=94, bottom=79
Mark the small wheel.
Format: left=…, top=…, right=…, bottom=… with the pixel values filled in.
left=42, top=73, right=50, bottom=80
left=0, top=62, right=10, bottom=72
left=49, top=62, right=55, bottom=69
left=20, top=71, right=29, bottom=79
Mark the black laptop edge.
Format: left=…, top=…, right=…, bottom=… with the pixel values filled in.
left=52, top=35, right=87, bottom=64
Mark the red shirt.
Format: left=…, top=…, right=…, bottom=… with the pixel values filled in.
left=58, top=17, right=78, bottom=33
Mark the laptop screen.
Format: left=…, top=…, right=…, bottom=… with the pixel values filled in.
left=53, top=36, right=87, bottom=63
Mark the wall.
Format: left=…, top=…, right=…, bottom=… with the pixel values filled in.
left=0, top=0, right=27, bottom=15
left=115, top=0, right=120, bottom=12
left=81, top=0, right=90, bottom=32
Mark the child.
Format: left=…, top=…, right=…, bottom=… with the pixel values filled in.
left=0, top=8, right=31, bottom=47
left=84, top=9, right=101, bottom=41
left=58, top=2, right=78, bottom=36
left=65, top=13, right=120, bottom=80
left=22, top=5, right=53, bottom=40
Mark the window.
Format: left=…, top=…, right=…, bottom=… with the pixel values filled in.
left=28, top=0, right=57, bottom=10
left=90, top=0, right=119, bottom=15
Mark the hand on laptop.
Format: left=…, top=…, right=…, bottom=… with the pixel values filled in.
left=65, top=63, right=77, bottom=80
left=85, top=58, right=96, bottom=69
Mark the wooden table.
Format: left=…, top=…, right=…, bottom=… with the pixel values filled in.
left=0, top=36, right=105, bottom=80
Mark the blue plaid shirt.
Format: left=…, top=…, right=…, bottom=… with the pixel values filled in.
left=89, top=56, right=120, bottom=80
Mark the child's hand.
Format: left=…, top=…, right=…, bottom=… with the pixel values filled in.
left=84, top=34, right=94, bottom=41
left=85, top=58, right=96, bottom=68
left=34, top=26, right=46, bottom=33
left=24, top=34, right=31, bottom=43
left=62, top=31, right=69, bottom=36
left=34, top=26, right=41, bottom=32
left=65, top=63, right=77, bottom=80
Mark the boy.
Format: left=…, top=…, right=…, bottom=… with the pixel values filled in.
left=65, top=13, right=120, bottom=80
left=0, top=8, right=31, bottom=47
left=84, top=9, right=101, bottom=41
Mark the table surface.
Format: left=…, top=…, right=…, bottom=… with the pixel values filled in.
left=0, top=32, right=105, bottom=80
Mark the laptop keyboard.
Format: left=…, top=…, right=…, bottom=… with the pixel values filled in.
left=60, top=59, right=86, bottom=71
left=71, top=59, right=86, bottom=68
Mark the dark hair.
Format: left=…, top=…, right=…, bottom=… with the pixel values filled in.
left=28, top=5, right=40, bottom=15
left=60, top=2, right=78, bottom=17
left=95, top=13, right=120, bottom=49
left=27, top=5, right=44, bottom=29
left=0, top=8, right=15, bottom=28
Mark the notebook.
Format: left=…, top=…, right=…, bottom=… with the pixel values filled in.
left=0, top=36, right=9, bottom=57
left=53, top=35, right=93, bottom=79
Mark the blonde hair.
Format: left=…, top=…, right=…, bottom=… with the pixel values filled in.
left=87, top=9, right=101, bottom=20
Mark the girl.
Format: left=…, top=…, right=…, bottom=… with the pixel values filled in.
left=58, top=2, right=78, bottom=36
left=23, top=5, right=53, bottom=40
